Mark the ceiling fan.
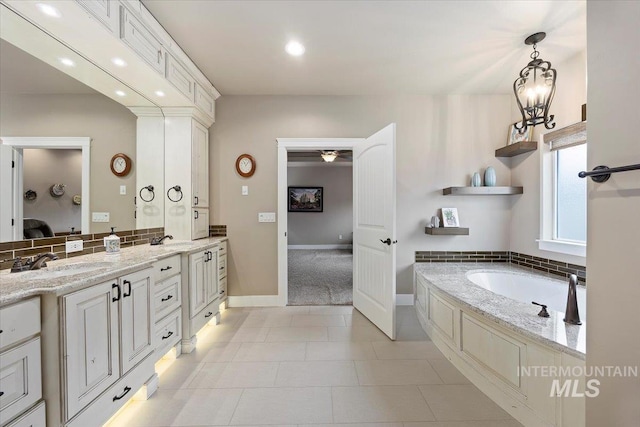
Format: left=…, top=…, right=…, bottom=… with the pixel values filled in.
left=287, top=150, right=352, bottom=163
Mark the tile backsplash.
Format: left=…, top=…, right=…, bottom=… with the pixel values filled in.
left=0, top=227, right=165, bottom=271
left=209, top=225, right=227, bottom=237
left=415, top=250, right=586, bottom=284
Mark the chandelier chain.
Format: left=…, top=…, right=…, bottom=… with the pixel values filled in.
left=530, top=44, right=540, bottom=60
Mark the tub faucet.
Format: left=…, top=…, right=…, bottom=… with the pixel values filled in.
left=150, top=235, right=173, bottom=245
left=564, top=274, right=582, bottom=325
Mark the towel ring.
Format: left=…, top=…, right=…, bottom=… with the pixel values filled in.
left=139, top=185, right=155, bottom=202
left=167, top=185, right=183, bottom=203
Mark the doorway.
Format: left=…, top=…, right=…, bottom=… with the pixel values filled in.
left=287, top=151, right=353, bottom=305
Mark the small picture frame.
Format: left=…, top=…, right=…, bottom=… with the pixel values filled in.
left=507, top=122, right=533, bottom=145
left=288, top=186, right=323, bottom=212
left=441, top=208, right=460, bottom=228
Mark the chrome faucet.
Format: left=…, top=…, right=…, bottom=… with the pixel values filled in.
left=10, top=252, right=59, bottom=273
left=150, top=235, right=173, bottom=246
left=564, top=274, right=582, bottom=325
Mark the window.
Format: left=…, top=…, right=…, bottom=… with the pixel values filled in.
left=539, top=122, right=587, bottom=257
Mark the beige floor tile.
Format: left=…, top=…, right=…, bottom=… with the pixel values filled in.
left=344, top=311, right=374, bottom=327
left=308, top=305, right=355, bottom=315
left=227, top=327, right=270, bottom=343
left=355, top=359, right=443, bottom=385
left=233, top=342, right=306, bottom=361
left=304, top=424, right=403, bottom=427
left=239, top=313, right=294, bottom=327
left=418, top=385, right=513, bottom=421
left=306, top=341, right=378, bottom=360
left=158, top=361, right=205, bottom=389
left=332, top=386, right=436, bottom=423
left=183, top=362, right=227, bottom=388
left=213, top=361, right=279, bottom=388
left=328, top=325, right=391, bottom=342
left=428, top=359, right=471, bottom=384
left=372, top=341, right=445, bottom=360
left=404, top=421, right=523, bottom=427
left=292, top=314, right=347, bottom=326
left=275, top=360, right=359, bottom=386
left=250, top=306, right=311, bottom=314
left=180, top=341, right=242, bottom=363
left=265, top=326, right=328, bottom=342
left=218, top=308, right=250, bottom=327
left=230, top=387, right=333, bottom=425
left=106, top=388, right=242, bottom=426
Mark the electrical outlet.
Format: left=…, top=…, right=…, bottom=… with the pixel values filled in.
left=120, top=185, right=127, bottom=195
left=65, top=240, right=84, bottom=253
left=92, top=212, right=110, bottom=222
left=258, top=212, right=276, bottom=223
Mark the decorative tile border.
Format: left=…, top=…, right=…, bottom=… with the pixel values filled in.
left=0, top=227, right=165, bottom=271
left=209, top=225, right=227, bottom=237
left=415, top=250, right=586, bottom=284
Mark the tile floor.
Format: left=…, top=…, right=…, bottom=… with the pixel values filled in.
left=107, top=306, right=522, bottom=427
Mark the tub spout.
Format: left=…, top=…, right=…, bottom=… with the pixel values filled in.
left=564, top=274, right=582, bottom=325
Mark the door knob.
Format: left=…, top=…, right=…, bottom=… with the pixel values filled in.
left=380, top=238, right=398, bottom=246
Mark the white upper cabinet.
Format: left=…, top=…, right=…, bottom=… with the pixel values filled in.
left=120, top=6, right=164, bottom=73
left=166, top=53, right=196, bottom=101
left=192, top=120, right=209, bottom=209
left=75, top=0, right=120, bottom=34
left=195, top=83, right=215, bottom=117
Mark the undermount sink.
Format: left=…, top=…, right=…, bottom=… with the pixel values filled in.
left=156, top=242, right=195, bottom=250
left=19, top=262, right=113, bottom=279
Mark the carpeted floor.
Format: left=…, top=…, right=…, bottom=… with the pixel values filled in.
left=288, top=249, right=353, bottom=306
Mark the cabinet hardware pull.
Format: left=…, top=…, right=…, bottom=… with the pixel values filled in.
left=194, top=210, right=199, bottom=220
left=160, top=266, right=172, bottom=272
left=162, top=331, right=174, bottom=340
left=112, top=283, right=121, bottom=302
left=0, top=391, right=4, bottom=397
left=194, top=196, right=199, bottom=205
left=220, top=290, right=225, bottom=294
left=161, top=295, right=173, bottom=302
left=113, top=386, right=131, bottom=401
left=0, top=329, right=3, bottom=334
left=204, top=311, right=213, bottom=318
left=219, top=267, right=224, bottom=270
left=123, top=280, right=132, bottom=298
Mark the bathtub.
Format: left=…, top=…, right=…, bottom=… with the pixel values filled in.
left=466, top=270, right=587, bottom=319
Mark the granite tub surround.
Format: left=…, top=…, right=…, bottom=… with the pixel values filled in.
left=0, top=237, right=227, bottom=304
left=414, top=262, right=586, bottom=359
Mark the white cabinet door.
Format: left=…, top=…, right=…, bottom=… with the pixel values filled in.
left=120, top=7, right=163, bottom=73
left=191, top=120, right=209, bottom=208
left=166, top=53, right=195, bottom=101
left=192, top=208, right=209, bottom=240
left=0, top=338, right=42, bottom=423
left=205, top=249, right=218, bottom=305
left=75, top=0, right=120, bottom=34
left=120, top=269, right=154, bottom=374
left=63, top=281, right=120, bottom=420
left=189, top=250, right=208, bottom=317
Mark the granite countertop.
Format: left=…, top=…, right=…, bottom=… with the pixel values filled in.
left=0, top=237, right=227, bottom=305
left=414, top=263, right=586, bottom=360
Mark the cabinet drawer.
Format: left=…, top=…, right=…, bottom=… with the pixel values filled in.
left=190, top=300, right=218, bottom=336
left=66, top=353, right=155, bottom=427
left=428, top=290, right=455, bottom=341
left=153, top=255, right=181, bottom=282
left=75, top=0, right=120, bottom=34
left=154, top=276, right=181, bottom=321
left=218, top=241, right=227, bottom=256
left=461, top=313, right=523, bottom=389
left=0, top=297, right=40, bottom=351
left=155, top=308, right=181, bottom=356
left=5, top=400, right=45, bottom=427
left=194, top=83, right=215, bottom=116
left=120, top=8, right=163, bottom=73
left=218, top=256, right=227, bottom=280
left=0, top=338, right=42, bottom=423
left=166, top=53, right=195, bottom=101
left=218, top=276, right=227, bottom=301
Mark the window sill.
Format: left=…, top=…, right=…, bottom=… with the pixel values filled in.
left=538, top=239, right=586, bottom=257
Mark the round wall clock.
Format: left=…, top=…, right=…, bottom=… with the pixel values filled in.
left=110, top=153, right=132, bottom=177
left=235, top=154, right=256, bottom=177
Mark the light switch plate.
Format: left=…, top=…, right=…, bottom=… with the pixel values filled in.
left=242, top=185, right=249, bottom=196
left=120, top=185, right=126, bottom=195
left=258, top=212, right=276, bottom=223
left=65, top=240, right=84, bottom=253
left=92, top=212, right=110, bottom=222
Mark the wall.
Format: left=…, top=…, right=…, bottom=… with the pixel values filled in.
left=509, top=51, right=587, bottom=266
left=23, top=148, right=81, bottom=233
left=586, top=1, right=640, bottom=424
left=287, top=164, right=353, bottom=246
left=211, top=95, right=512, bottom=296
left=0, top=93, right=137, bottom=234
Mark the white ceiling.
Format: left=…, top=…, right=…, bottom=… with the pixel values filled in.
left=0, top=39, right=97, bottom=95
left=143, top=0, right=586, bottom=96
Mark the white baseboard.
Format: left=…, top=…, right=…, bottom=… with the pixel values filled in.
left=396, top=294, right=415, bottom=306
left=227, top=295, right=282, bottom=307
left=288, top=244, right=352, bottom=250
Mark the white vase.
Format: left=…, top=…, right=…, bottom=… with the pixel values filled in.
left=484, top=167, right=496, bottom=187
left=471, top=172, right=482, bottom=187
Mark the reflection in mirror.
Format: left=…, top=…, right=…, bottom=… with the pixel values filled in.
left=0, top=10, right=164, bottom=242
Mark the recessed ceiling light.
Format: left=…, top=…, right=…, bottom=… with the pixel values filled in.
left=285, top=41, right=305, bottom=56
left=155, top=90, right=165, bottom=97
left=36, top=3, right=61, bottom=18
left=111, top=57, right=127, bottom=67
left=115, top=90, right=126, bottom=97
left=59, top=58, right=75, bottom=67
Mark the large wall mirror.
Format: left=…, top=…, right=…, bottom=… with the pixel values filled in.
left=0, top=6, right=164, bottom=242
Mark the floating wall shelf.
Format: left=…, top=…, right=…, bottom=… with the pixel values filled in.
left=443, top=186, right=524, bottom=196
left=425, top=227, right=469, bottom=235
left=495, top=141, right=538, bottom=158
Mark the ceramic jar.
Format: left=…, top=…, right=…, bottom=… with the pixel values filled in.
left=471, top=172, right=482, bottom=187
left=484, top=167, right=496, bottom=187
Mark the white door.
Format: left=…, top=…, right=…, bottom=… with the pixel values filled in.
left=352, top=124, right=397, bottom=339
left=120, top=269, right=154, bottom=374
